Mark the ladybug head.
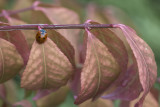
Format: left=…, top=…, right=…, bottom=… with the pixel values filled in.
left=40, top=29, right=47, bottom=37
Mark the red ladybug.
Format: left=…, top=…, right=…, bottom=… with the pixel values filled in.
left=36, top=29, right=48, bottom=44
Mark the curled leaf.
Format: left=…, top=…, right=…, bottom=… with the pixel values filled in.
left=21, top=38, right=74, bottom=90
left=102, top=62, right=142, bottom=101
left=0, top=38, right=23, bottom=83
left=88, top=21, right=128, bottom=73
left=113, top=24, right=157, bottom=107
left=74, top=28, right=121, bottom=104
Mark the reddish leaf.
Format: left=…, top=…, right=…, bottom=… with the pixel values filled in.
left=21, top=38, right=74, bottom=90
left=0, top=84, right=6, bottom=98
left=74, top=28, right=121, bottom=104
left=32, top=2, right=80, bottom=62
left=6, top=17, right=35, bottom=49
left=88, top=21, right=128, bottom=73
left=0, top=15, right=30, bottom=65
left=0, top=84, right=6, bottom=106
left=33, top=88, right=58, bottom=100
left=113, top=24, right=157, bottom=107
left=102, top=62, right=142, bottom=100
left=130, top=92, right=159, bottom=107
left=36, top=86, right=69, bottom=107
left=0, top=38, right=23, bottom=83
left=46, top=29, right=75, bottom=67
left=102, top=39, right=142, bottom=100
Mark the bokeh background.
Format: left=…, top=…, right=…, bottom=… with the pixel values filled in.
left=0, top=0, right=160, bottom=107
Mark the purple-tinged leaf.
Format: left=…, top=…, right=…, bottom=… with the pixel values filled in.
left=21, top=38, right=74, bottom=90
left=102, top=63, right=142, bottom=100
left=0, top=15, right=30, bottom=65
left=88, top=21, right=128, bottom=73
left=32, top=2, right=80, bottom=62
left=113, top=24, right=157, bottom=107
left=0, top=84, right=6, bottom=98
left=33, top=88, right=58, bottom=100
left=36, top=86, right=69, bottom=107
left=0, top=38, right=23, bottom=83
left=70, top=67, right=82, bottom=97
left=47, top=29, right=75, bottom=67
left=74, top=27, right=121, bottom=104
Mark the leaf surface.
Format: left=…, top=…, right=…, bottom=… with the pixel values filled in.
left=21, top=38, right=74, bottom=90
left=0, top=38, right=23, bottom=83
left=74, top=29, right=121, bottom=104
left=114, top=24, right=157, bottom=107
left=32, top=3, right=80, bottom=62
left=0, top=16, right=30, bottom=65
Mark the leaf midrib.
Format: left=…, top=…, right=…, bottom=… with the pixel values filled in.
left=42, top=44, right=47, bottom=88
left=0, top=48, right=4, bottom=82
left=123, top=28, right=150, bottom=90
left=91, top=39, right=101, bottom=98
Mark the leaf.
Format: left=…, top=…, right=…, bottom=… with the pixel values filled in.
left=13, top=100, right=32, bottom=107
left=88, top=21, right=128, bottom=73
left=32, top=2, right=80, bottom=62
left=0, top=38, right=23, bottom=83
left=0, top=84, right=6, bottom=106
left=8, top=17, right=36, bottom=49
left=36, top=86, right=69, bottom=107
left=21, top=38, right=74, bottom=90
left=0, top=15, right=30, bottom=65
left=0, top=84, right=6, bottom=98
left=101, top=38, right=142, bottom=100
left=130, top=92, right=159, bottom=107
left=46, top=29, right=75, bottom=67
left=33, top=88, right=58, bottom=100
left=114, top=24, right=157, bottom=107
left=78, top=98, right=113, bottom=107
left=102, top=62, right=142, bottom=100
left=74, top=29, right=121, bottom=104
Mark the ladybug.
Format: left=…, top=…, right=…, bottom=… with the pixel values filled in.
left=36, top=29, right=48, bottom=44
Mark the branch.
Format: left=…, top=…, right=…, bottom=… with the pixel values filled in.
left=0, top=2, right=114, bottom=31
left=0, top=24, right=114, bottom=31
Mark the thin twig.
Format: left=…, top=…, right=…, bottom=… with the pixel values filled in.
left=0, top=24, right=114, bottom=31
left=0, top=1, right=39, bottom=17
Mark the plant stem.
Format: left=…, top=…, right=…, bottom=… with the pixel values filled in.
left=0, top=1, right=39, bottom=17
left=0, top=24, right=114, bottom=31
